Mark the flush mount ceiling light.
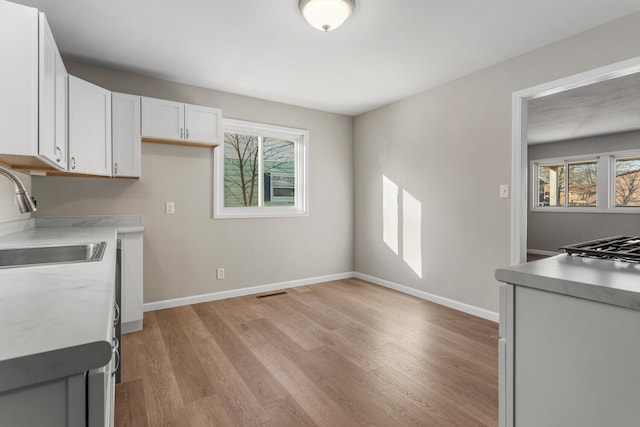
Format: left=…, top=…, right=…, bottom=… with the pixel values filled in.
left=298, top=0, right=356, bottom=32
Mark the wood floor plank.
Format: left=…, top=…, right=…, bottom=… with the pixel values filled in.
left=114, top=279, right=499, bottom=427
left=377, top=338, right=498, bottom=409
left=250, top=343, right=360, bottom=427
left=134, top=311, right=185, bottom=426
left=155, top=307, right=217, bottom=404
left=193, top=303, right=290, bottom=406
left=251, top=297, right=296, bottom=319
left=371, top=364, right=487, bottom=426
left=278, top=293, right=343, bottom=331
left=268, top=312, right=326, bottom=351
left=260, top=395, right=319, bottom=427
left=248, top=317, right=365, bottom=385
left=185, top=395, right=239, bottom=427
left=119, top=327, right=146, bottom=382
left=213, top=297, right=263, bottom=325
left=178, top=305, right=270, bottom=426
left=114, top=378, right=148, bottom=427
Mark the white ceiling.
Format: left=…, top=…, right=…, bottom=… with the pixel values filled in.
left=12, top=0, right=640, bottom=116
left=528, top=71, right=640, bottom=144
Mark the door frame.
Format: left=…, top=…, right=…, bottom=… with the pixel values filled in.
left=510, top=56, right=640, bottom=265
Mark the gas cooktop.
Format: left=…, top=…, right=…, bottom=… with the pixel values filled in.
left=559, top=236, right=640, bottom=263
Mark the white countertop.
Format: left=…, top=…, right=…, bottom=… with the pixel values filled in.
left=0, top=217, right=143, bottom=392
left=496, top=254, right=640, bottom=311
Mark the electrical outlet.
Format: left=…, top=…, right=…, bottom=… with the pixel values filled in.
left=216, top=268, right=224, bottom=280
left=499, top=184, right=509, bottom=199
left=165, top=201, right=175, bottom=215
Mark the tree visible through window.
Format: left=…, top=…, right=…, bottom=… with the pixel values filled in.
left=224, top=133, right=259, bottom=207
left=533, top=152, right=640, bottom=212
left=567, top=161, right=597, bottom=207
left=215, top=119, right=308, bottom=219
left=615, top=157, right=640, bottom=207
left=224, top=135, right=296, bottom=207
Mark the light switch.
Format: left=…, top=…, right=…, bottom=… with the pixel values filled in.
left=500, top=184, right=509, bottom=199
left=165, top=201, right=175, bottom=214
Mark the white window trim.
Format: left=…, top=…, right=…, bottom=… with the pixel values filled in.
left=213, top=118, right=309, bottom=219
left=531, top=149, right=640, bottom=214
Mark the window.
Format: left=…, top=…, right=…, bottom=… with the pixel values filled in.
left=615, top=157, right=640, bottom=207
left=567, top=161, right=597, bottom=207
left=532, top=150, right=640, bottom=213
left=535, top=160, right=597, bottom=208
left=214, top=119, right=308, bottom=218
left=537, top=163, right=564, bottom=207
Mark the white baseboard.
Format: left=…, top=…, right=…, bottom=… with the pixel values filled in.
left=143, top=272, right=355, bottom=312
left=353, top=272, right=499, bottom=323
left=143, top=271, right=499, bottom=323
left=527, top=249, right=560, bottom=256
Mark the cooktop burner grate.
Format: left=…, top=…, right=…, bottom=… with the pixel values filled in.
left=559, top=236, right=640, bottom=263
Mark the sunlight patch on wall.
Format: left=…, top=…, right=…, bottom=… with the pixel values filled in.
left=402, top=190, right=422, bottom=278
left=381, top=175, right=423, bottom=278
left=382, top=175, right=399, bottom=255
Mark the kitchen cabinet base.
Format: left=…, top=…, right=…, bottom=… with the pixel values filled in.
left=122, top=319, right=143, bottom=334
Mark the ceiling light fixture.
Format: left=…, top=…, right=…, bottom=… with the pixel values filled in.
left=298, top=0, right=356, bottom=32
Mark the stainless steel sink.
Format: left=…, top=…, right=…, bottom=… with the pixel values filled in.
left=0, top=242, right=107, bottom=269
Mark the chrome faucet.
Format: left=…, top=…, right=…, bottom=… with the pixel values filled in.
left=0, top=166, right=37, bottom=213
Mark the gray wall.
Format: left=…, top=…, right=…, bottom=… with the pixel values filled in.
left=31, top=62, right=354, bottom=303
left=353, top=12, right=640, bottom=313
left=1, top=12, right=640, bottom=314
left=528, top=131, right=640, bottom=252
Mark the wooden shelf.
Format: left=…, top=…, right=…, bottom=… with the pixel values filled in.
left=142, top=137, right=217, bottom=149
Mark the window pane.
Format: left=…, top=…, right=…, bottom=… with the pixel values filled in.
left=538, top=164, right=564, bottom=207
left=224, top=133, right=259, bottom=207
left=263, top=138, right=295, bottom=207
left=568, top=161, right=597, bottom=207
left=615, top=157, right=640, bottom=207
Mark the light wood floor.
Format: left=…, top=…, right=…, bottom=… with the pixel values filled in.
left=115, top=279, right=499, bottom=426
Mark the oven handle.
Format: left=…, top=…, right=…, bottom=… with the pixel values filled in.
left=111, top=337, right=120, bottom=376
left=112, top=348, right=120, bottom=376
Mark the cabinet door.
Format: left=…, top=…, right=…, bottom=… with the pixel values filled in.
left=120, top=232, right=143, bottom=333
left=0, top=1, right=38, bottom=156
left=141, top=97, right=184, bottom=141
left=184, top=104, right=221, bottom=145
left=112, top=93, right=141, bottom=177
left=0, top=373, right=85, bottom=427
left=38, top=13, right=67, bottom=170
left=68, top=76, right=112, bottom=176
left=514, top=287, right=640, bottom=427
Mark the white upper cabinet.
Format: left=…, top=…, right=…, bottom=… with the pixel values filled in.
left=141, top=97, right=221, bottom=146
left=68, top=76, right=112, bottom=176
left=0, top=1, right=39, bottom=156
left=184, top=104, right=221, bottom=145
left=112, top=93, right=141, bottom=178
left=38, top=13, right=68, bottom=169
left=141, top=97, right=184, bottom=141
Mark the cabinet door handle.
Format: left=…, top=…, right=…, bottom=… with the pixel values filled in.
left=55, top=146, right=62, bottom=163
left=186, top=128, right=189, bottom=139
left=180, top=128, right=184, bottom=139
left=114, top=162, right=118, bottom=175
left=71, top=157, right=76, bottom=170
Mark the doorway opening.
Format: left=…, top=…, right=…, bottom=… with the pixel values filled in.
left=510, top=56, right=640, bottom=264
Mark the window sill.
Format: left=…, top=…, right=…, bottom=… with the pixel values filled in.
left=530, top=207, right=640, bottom=214
left=213, top=208, right=308, bottom=219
